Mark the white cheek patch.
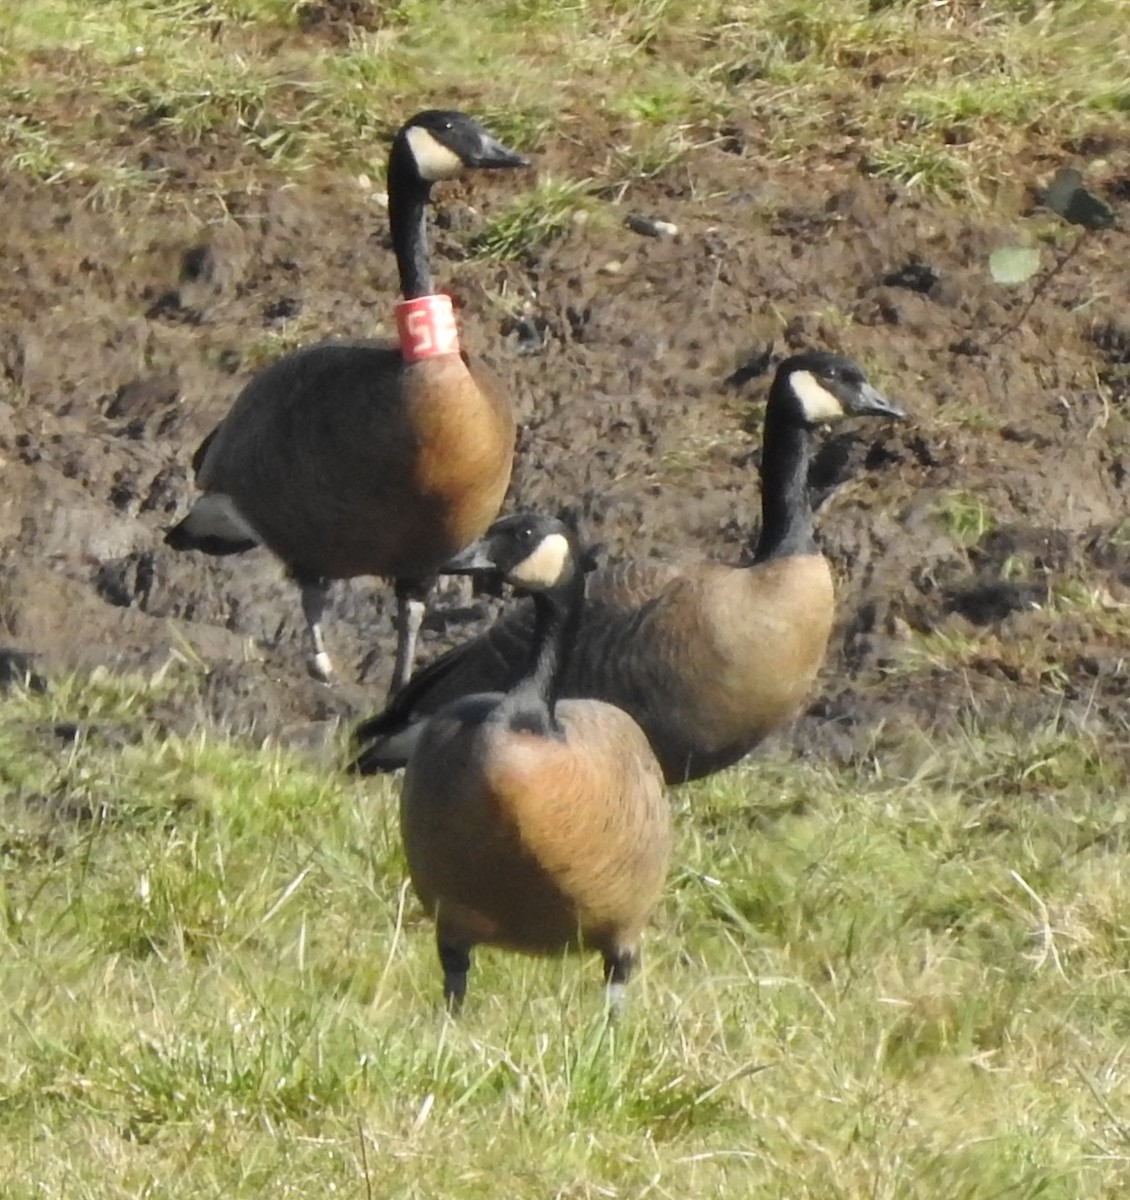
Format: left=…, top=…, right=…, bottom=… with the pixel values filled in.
left=790, top=370, right=845, bottom=423
left=508, top=533, right=570, bottom=589
left=404, top=126, right=465, bottom=181
left=183, top=494, right=262, bottom=544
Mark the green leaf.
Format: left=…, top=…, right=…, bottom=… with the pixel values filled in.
left=1042, top=168, right=1115, bottom=230
left=989, top=246, right=1041, bottom=286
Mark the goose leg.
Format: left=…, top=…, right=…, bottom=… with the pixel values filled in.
left=602, top=948, right=634, bottom=1017
left=292, top=569, right=334, bottom=683
left=438, top=937, right=471, bottom=1014
left=389, top=577, right=432, bottom=697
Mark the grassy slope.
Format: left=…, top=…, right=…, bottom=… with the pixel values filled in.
left=2, top=1, right=1130, bottom=1195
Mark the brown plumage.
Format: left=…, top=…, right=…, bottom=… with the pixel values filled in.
left=190, top=344, right=514, bottom=580
left=352, top=351, right=906, bottom=782
left=396, top=513, right=671, bottom=1011
left=164, top=111, right=528, bottom=690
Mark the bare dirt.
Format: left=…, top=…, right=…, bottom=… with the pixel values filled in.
left=2, top=119, right=1129, bottom=768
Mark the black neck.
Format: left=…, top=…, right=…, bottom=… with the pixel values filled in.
left=754, top=396, right=816, bottom=562
left=499, top=571, right=583, bottom=736
left=387, top=147, right=434, bottom=299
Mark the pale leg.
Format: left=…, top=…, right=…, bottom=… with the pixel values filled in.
left=389, top=578, right=432, bottom=697
left=296, top=573, right=333, bottom=682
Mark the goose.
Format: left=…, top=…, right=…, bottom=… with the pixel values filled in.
left=352, top=351, right=906, bottom=782
left=164, top=110, right=528, bottom=691
left=396, top=512, right=670, bottom=1011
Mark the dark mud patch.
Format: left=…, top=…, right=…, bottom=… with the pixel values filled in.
left=1, top=126, right=1128, bottom=766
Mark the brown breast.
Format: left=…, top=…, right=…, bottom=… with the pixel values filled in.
left=562, top=555, right=835, bottom=782
left=389, top=355, right=516, bottom=574
left=657, top=555, right=835, bottom=774
left=400, top=698, right=670, bottom=957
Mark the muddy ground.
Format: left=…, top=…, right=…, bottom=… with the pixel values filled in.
left=2, top=113, right=1129, bottom=770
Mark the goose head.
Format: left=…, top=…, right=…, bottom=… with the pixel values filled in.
left=441, top=514, right=578, bottom=594
left=391, top=110, right=529, bottom=185
left=776, top=351, right=906, bottom=427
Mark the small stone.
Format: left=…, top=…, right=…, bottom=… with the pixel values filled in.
left=625, top=214, right=678, bottom=238
left=599, top=261, right=624, bottom=275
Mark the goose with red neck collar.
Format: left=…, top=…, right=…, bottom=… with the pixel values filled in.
left=352, top=351, right=907, bottom=783
left=165, top=110, right=528, bottom=691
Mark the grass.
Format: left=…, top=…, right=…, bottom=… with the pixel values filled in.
left=3, top=671, right=1130, bottom=1196
left=471, top=176, right=596, bottom=260
left=937, top=489, right=996, bottom=547
left=0, top=0, right=1127, bottom=208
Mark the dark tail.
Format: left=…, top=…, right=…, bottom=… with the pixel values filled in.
left=348, top=717, right=419, bottom=775
left=163, top=518, right=258, bottom=557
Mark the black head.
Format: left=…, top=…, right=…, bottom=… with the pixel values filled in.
left=440, top=514, right=578, bottom=593
left=774, top=351, right=906, bottom=427
left=390, top=110, right=529, bottom=184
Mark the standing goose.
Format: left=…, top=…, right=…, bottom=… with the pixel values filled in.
left=165, top=110, right=528, bottom=690
left=397, top=512, right=670, bottom=1012
left=352, top=351, right=906, bottom=782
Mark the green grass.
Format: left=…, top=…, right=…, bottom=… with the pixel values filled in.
left=3, top=671, right=1130, bottom=1195
left=0, top=0, right=1127, bottom=206
left=470, top=176, right=595, bottom=260
left=937, top=489, right=996, bottom=547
